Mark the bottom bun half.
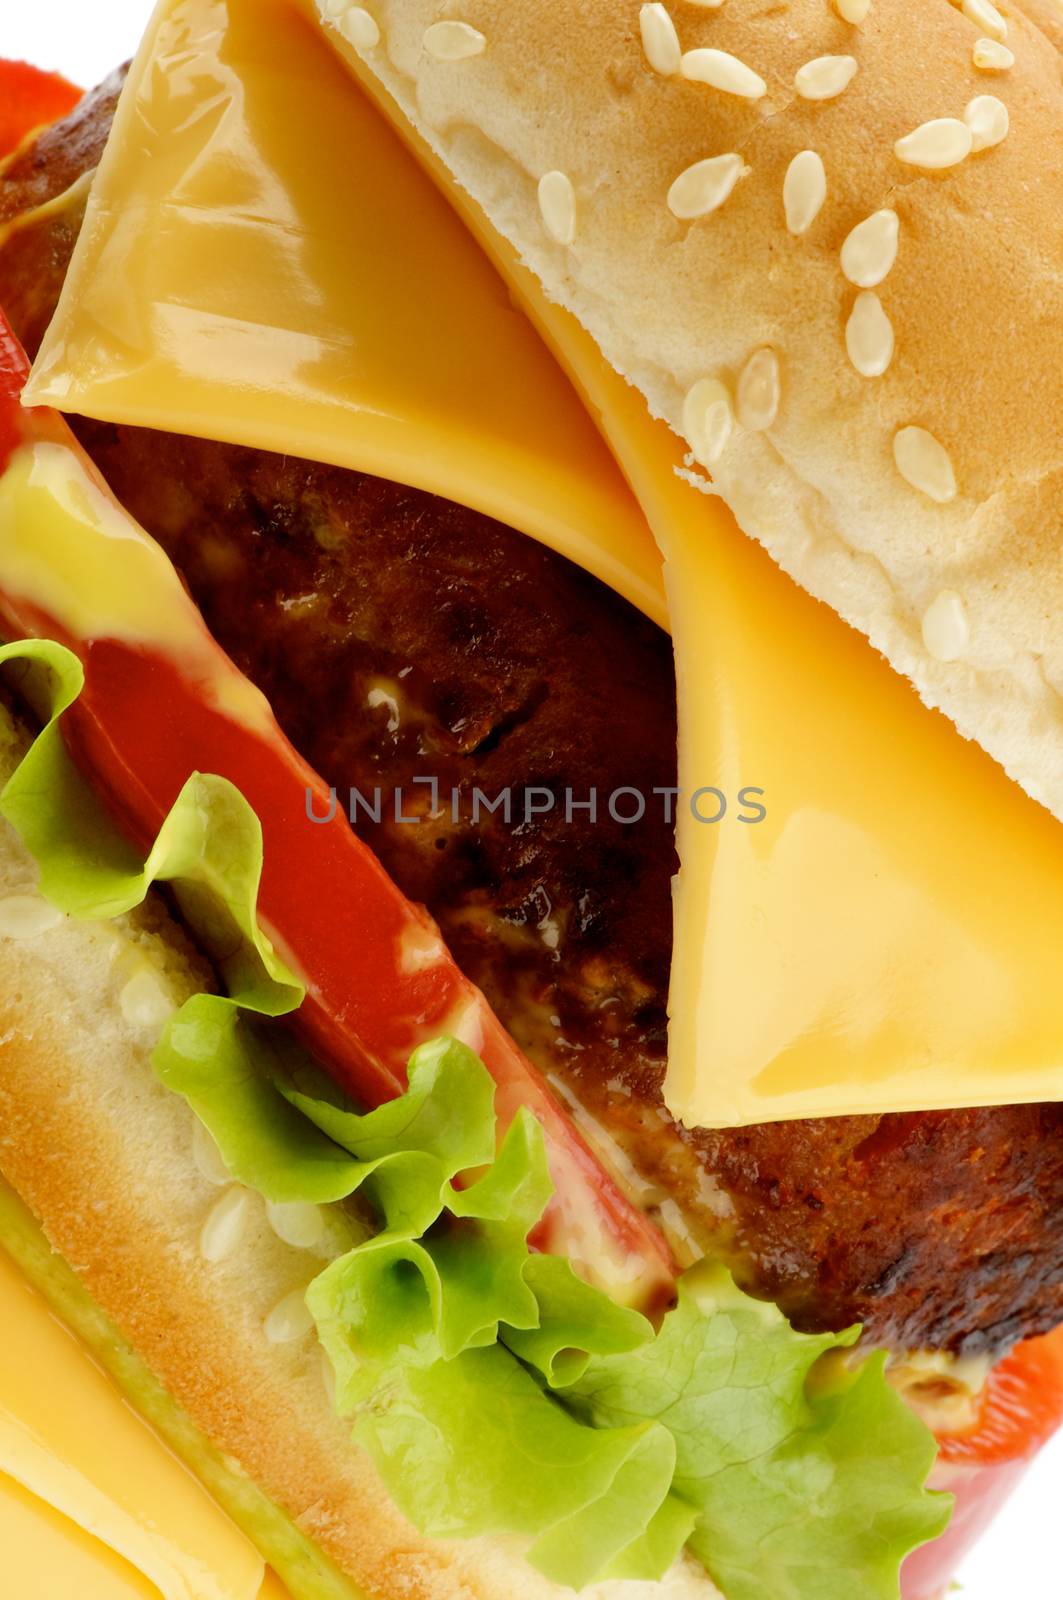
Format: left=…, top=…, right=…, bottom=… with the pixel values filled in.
left=0, top=696, right=717, bottom=1600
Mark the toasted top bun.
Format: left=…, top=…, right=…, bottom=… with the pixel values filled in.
left=344, top=0, right=1063, bottom=821
left=0, top=696, right=716, bottom=1600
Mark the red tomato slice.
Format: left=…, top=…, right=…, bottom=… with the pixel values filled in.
left=903, top=1456, right=1031, bottom=1600
left=903, top=1326, right=1063, bottom=1597
left=938, top=1324, right=1063, bottom=1467
left=0, top=60, right=80, bottom=157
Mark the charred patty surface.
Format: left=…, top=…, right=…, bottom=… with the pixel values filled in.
left=5, top=80, right=1063, bottom=1356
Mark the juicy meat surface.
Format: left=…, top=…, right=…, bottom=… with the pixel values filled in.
left=0, top=67, right=124, bottom=358
left=5, top=82, right=1063, bottom=1356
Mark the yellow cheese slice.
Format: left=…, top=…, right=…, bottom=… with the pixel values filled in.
left=0, top=1471, right=160, bottom=1600
left=22, top=0, right=663, bottom=629
left=0, top=1241, right=266, bottom=1600
left=21, top=0, right=1063, bottom=1134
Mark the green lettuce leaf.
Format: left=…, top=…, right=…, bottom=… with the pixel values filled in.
left=572, top=1268, right=950, bottom=1600
left=0, top=637, right=950, bottom=1597
left=504, top=1253, right=652, bottom=1387
left=0, top=638, right=300, bottom=1012
left=351, top=1344, right=691, bottom=1588
left=153, top=999, right=369, bottom=1205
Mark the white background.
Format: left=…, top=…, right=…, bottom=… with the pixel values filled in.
left=5, top=2, right=1061, bottom=1595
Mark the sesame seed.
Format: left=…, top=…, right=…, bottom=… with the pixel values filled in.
left=680, top=48, right=767, bottom=99
left=0, top=894, right=63, bottom=940
left=793, top=55, right=859, bottom=101
left=266, top=1200, right=327, bottom=1249
left=840, top=208, right=899, bottom=288
left=264, top=1288, right=315, bottom=1344
left=834, top=0, right=871, bottom=21
left=319, top=0, right=349, bottom=15
left=845, top=291, right=894, bottom=377
left=962, top=0, right=1007, bottom=41
left=893, top=117, right=972, bottom=169
left=922, top=590, right=970, bottom=661
left=736, top=348, right=780, bottom=431
left=199, top=1186, right=252, bottom=1264
left=538, top=171, right=577, bottom=244
left=972, top=37, right=1014, bottom=69
left=640, top=4, right=682, bottom=75
left=423, top=20, right=486, bottom=60
left=338, top=6, right=380, bottom=48
left=783, top=150, right=826, bottom=235
left=965, top=94, right=1009, bottom=150
left=893, top=427, right=957, bottom=503
left=192, top=1121, right=231, bottom=1187
left=682, top=378, right=734, bottom=467
left=119, top=967, right=176, bottom=1030
left=667, top=153, right=747, bottom=219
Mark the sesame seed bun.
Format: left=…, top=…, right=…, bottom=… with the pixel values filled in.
left=0, top=696, right=717, bottom=1600
left=338, top=0, right=1063, bottom=821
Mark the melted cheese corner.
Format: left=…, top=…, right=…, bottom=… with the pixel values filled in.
left=0, top=1241, right=266, bottom=1600
left=0, top=1473, right=159, bottom=1600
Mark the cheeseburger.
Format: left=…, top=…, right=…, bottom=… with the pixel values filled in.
left=0, top=2, right=1062, bottom=1598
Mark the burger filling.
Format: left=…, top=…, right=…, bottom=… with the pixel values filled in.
left=3, top=76, right=1063, bottom=1359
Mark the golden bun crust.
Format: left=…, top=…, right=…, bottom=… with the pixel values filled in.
left=342, top=0, right=1063, bottom=820
left=0, top=703, right=715, bottom=1600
